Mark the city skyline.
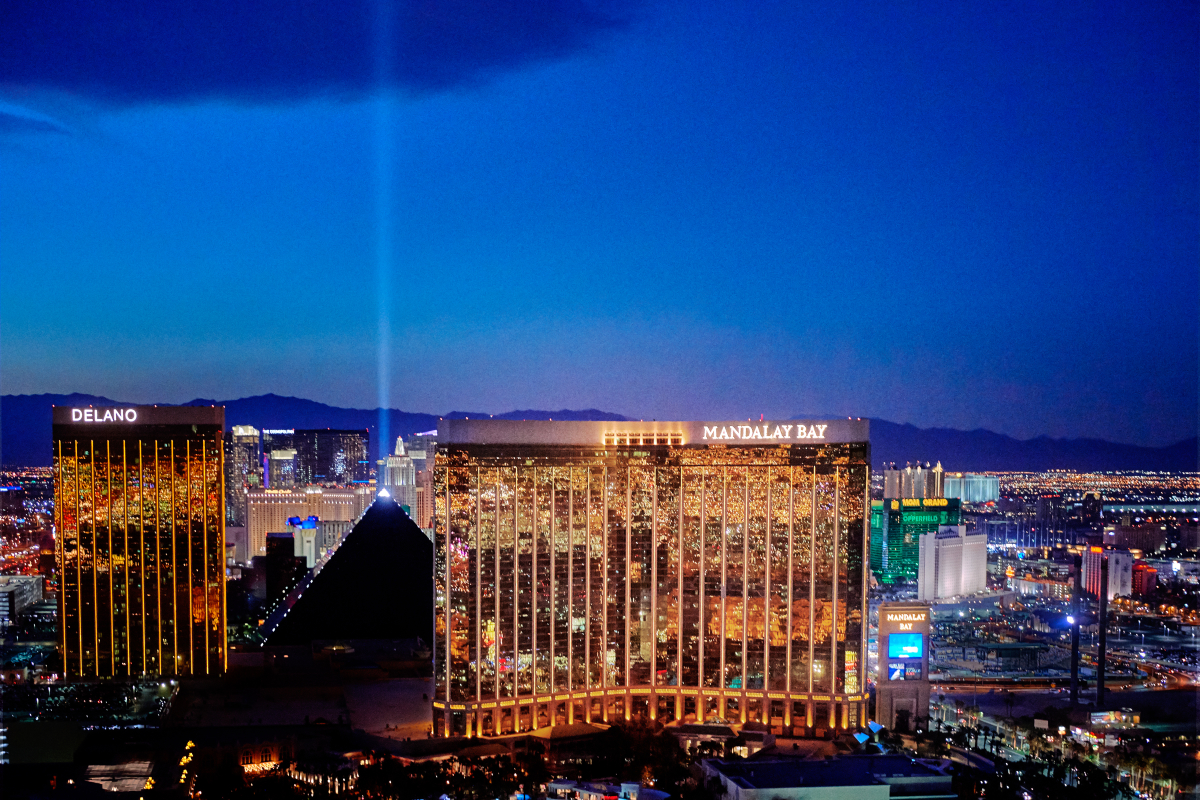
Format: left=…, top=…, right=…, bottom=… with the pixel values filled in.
left=1, top=2, right=1196, bottom=449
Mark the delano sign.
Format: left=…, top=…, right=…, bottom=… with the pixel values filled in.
left=53, top=405, right=225, bottom=427
left=70, top=408, right=138, bottom=423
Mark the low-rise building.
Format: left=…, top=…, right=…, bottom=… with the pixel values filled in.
left=702, top=755, right=954, bottom=800
left=0, top=576, right=42, bottom=627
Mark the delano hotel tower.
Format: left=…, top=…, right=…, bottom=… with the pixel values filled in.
left=53, top=405, right=226, bottom=678
left=433, top=419, right=869, bottom=737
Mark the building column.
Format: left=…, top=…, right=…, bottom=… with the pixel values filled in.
left=783, top=701, right=792, bottom=728
left=649, top=694, right=657, bottom=721
left=840, top=703, right=848, bottom=729
left=465, top=712, right=475, bottom=738
left=805, top=701, right=814, bottom=728
left=676, top=694, right=684, bottom=722
left=827, top=702, right=836, bottom=729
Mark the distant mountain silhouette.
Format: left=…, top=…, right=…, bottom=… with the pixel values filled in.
left=0, top=394, right=630, bottom=466
left=862, top=419, right=1197, bottom=472
left=265, top=496, right=432, bottom=646
left=1, top=393, right=1192, bottom=472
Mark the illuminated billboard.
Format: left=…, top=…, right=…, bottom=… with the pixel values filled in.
left=888, top=632, right=924, bottom=659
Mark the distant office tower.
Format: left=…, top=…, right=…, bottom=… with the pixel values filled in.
left=0, top=485, right=26, bottom=514
left=881, top=462, right=944, bottom=500
left=942, top=473, right=999, bottom=504
left=433, top=419, right=870, bottom=738
left=52, top=405, right=226, bottom=677
left=1083, top=548, right=1134, bottom=601
left=409, top=432, right=437, bottom=531
left=384, top=437, right=419, bottom=512
left=870, top=498, right=961, bottom=585
left=245, top=485, right=372, bottom=558
left=0, top=575, right=42, bottom=628
left=262, top=429, right=295, bottom=452
left=294, top=429, right=370, bottom=485
left=917, top=525, right=987, bottom=601
left=415, top=464, right=434, bottom=531
left=224, top=425, right=262, bottom=526
left=1104, top=525, right=1167, bottom=554
left=1080, top=493, right=1103, bottom=524
left=1132, top=562, right=1157, bottom=596
left=267, top=449, right=297, bottom=488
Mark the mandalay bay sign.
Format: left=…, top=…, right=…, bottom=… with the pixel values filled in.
left=702, top=422, right=829, bottom=441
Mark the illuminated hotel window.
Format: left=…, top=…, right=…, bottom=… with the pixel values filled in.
left=603, top=432, right=683, bottom=447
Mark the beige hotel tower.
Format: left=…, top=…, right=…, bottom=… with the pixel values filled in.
left=432, top=419, right=869, bottom=737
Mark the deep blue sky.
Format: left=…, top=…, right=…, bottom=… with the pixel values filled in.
left=1, top=0, right=1196, bottom=446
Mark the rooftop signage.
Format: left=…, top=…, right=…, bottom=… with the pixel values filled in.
left=69, top=407, right=138, bottom=423
left=53, top=405, right=224, bottom=427
left=702, top=423, right=827, bottom=441
left=438, top=418, right=869, bottom=446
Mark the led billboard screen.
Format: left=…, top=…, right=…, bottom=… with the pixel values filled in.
left=888, top=632, right=924, bottom=659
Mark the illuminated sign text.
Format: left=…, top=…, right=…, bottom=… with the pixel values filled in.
left=71, top=408, right=138, bottom=423
left=702, top=423, right=827, bottom=441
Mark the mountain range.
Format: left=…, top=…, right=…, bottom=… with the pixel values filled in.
left=1, top=393, right=1194, bottom=473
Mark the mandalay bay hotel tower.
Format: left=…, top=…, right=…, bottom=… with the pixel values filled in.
left=432, top=419, right=869, bottom=737
left=53, top=405, right=226, bottom=678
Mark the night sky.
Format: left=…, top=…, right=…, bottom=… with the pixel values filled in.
left=1, top=1, right=1195, bottom=446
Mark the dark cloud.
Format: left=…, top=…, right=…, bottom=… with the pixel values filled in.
left=1, top=1, right=639, bottom=103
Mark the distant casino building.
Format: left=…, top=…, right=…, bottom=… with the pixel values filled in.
left=870, top=498, right=961, bottom=585
left=53, top=405, right=226, bottom=678
left=432, top=419, right=870, bottom=738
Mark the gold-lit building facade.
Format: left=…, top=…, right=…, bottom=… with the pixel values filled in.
left=432, top=420, right=869, bottom=737
left=53, top=405, right=226, bottom=678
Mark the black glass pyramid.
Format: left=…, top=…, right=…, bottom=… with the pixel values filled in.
left=265, top=494, right=433, bottom=646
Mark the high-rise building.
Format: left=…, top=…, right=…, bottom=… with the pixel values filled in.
left=267, top=449, right=297, bottom=488
left=384, top=437, right=418, bottom=512
left=410, top=432, right=437, bottom=532
left=942, top=473, right=999, bottom=504
left=223, top=425, right=262, bottom=526
left=1132, top=562, right=1157, bottom=596
left=881, top=463, right=943, bottom=500
left=245, top=485, right=372, bottom=558
left=916, top=525, right=987, bottom=601
left=1083, top=547, right=1134, bottom=601
left=52, top=405, right=226, bottom=678
left=869, top=498, right=961, bottom=585
left=432, top=419, right=870, bottom=738
left=294, top=429, right=370, bottom=485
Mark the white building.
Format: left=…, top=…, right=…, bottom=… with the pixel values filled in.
left=918, top=525, right=987, bottom=601
left=1083, top=548, right=1133, bottom=600
left=943, top=473, right=1000, bottom=504
left=384, top=437, right=418, bottom=511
